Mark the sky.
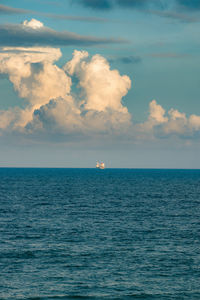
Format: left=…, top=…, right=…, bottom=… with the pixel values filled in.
left=0, top=0, right=200, bottom=168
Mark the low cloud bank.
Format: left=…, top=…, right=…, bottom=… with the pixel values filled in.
left=139, top=100, right=200, bottom=139
left=0, top=32, right=200, bottom=142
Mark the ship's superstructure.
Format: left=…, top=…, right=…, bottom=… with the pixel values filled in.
left=96, top=162, right=105, bottom=169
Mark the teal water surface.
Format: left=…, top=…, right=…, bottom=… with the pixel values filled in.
left=0, top=168, right=200, bottom=299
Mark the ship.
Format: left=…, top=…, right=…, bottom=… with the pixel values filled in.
left=96, top=162, right=105, bottom=169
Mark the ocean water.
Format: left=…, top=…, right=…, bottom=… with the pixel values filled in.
left=0, top=168, right=200, bottom=300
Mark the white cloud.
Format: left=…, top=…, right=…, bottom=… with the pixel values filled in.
left=149, top=99, right=168, bottom=124
left=163, top=108, right=187, bottom=134
left=168, top=108, right=186, bottom=121
left=189, top=115, right=200, bottom=130
left=0, top=44, right=200, bottom=142
left=27, top=51, right=132, bottom=135
left=0, top=109, right=15, bottom=129
left=64, top=50, right=131, bottom=113
left=0, top=47, right=132, bottom=136
left=23, top=19, right=44, bottom=29
left=140, top=100, right=200, bottom=138
left=0, top=47, right=71, bottom=126
left=64, top=49, right=89, bottom=76
left=27, top=97, right=82, bottom=134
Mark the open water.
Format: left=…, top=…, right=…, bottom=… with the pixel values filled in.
left=0, top=168, right=200, bottom=299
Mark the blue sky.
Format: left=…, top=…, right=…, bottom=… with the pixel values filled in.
left=0, top=0, right=200, bottom=167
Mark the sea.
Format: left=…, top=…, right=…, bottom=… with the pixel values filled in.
left=0, top=168, right=200, bottom=300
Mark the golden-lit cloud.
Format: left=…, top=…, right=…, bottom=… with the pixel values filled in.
left=0, top=47, right=132, bottom=136
left=0, top=42, right=200, bottom=141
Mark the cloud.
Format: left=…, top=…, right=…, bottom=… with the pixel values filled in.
left=148, top=9, right=200, bottom=23
left=76, top=0, right=113, bottom=10
left=140, top=100, right=200, bottom=138
left=48, top=13, right=109, bottom=23
left=176, top=0, right=200, bottom=10
left=0, top=47, right=131, bottom=137
left=27, top=97, right=82, bottom=134
left=23, top=19, right=44, bottom=29
left=76, top=0, right=158, bottom=10
left=116, top=0, right=155, bottom=8
left=0, top=44, right=200, bottom=142
left=0, top=46, right=72, bottom=127
left=188, top=115, right=200, bottom=130
left=109, top=55, right=142, bottom=64
left=28, top=50, right=132, bottom=135
left=76, top=0, right=200, bottom=10
left=0, top=4, right=31, bottom=15
left=2, top=2, right=199, bottom=25
left=0, top=4, right=110, bottom=23
left=64, top=50, right=131, bottom=113
left=148, top=100, right=168, bottom=124
left=74, top=0, right=200, bottom=23
left=0, top=19, right=127, bottom=47
left=150, top=52, right=189, bottom=58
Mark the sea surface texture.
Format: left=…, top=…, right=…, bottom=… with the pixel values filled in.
left=0, top=168, right=200, bottom=299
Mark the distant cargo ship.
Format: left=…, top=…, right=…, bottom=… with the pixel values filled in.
left=96, top=162, right=105, bottom=169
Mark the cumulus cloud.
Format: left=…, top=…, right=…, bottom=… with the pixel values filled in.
left=0, top=47, right=132, bottom=136
left=64, top=50, right=131, bottom=113
left=148, top=100, right=168, bottom=124
left=140, top=100, right=200, bottom=138
left=27, top=50, right=132, bottom=135
left=23, top=19, right=44, bottom=29
left=0, top=109, right=16, bottom=129
left=0, top=46, right=72, bottom=128
left=0, top=47, right=70, bottom=106
left=0, top=43, right=200, bottom=142
left=27, top=97, right=82, bottom=134
left=0, top=19, right=127, bottom=47
left=189, top=115, right=200, bottom=130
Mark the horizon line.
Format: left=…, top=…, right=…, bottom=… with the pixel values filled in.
left=0, top=167, right=200, bottom=170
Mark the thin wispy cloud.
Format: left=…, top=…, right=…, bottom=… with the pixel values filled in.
left=47, top=13, right=109, bottom=23
left=109, top=55, right=142, bottom=64
left=74, top=0, right=200, bottom=23
left=76, top=0, right=113, bottom=10
left=0, top=4, right=31, bottom=15
left=1, top=2, right=200, bottom=24
left=150, top=52, right=190, bottom=58
left=75, top=0, right=200, bottom=10
left=0, top=19, right=127, bottom=47
left=75, top=0, right=167, bottom=10
left=147, top=9, right=200, bottom=23
left=0, top=4, right=110, bottom=24
left=176, top=0, right=200, bottom=10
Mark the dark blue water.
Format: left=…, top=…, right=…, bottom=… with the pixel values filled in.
left=0, top=168, right=200, bottom=299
